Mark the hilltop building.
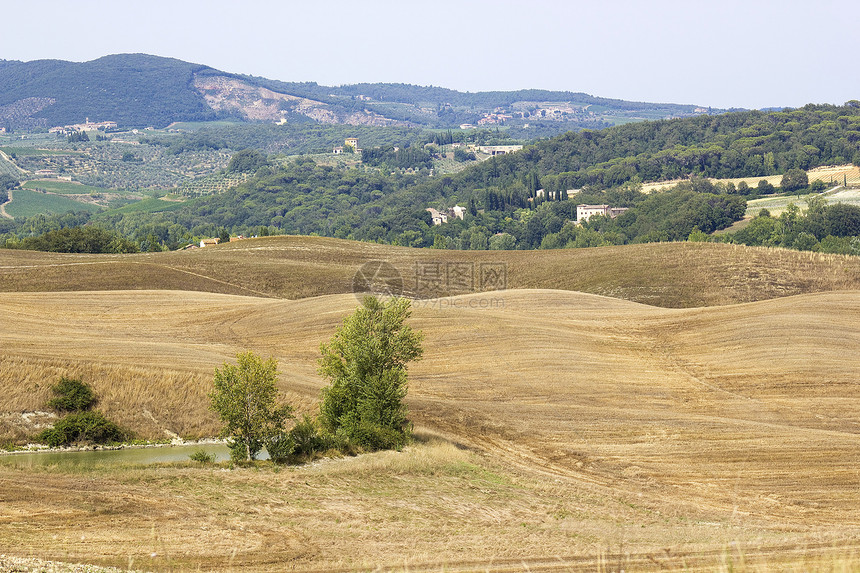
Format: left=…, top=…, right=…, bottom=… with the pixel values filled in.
left=344, top=137, right=360, bottom=153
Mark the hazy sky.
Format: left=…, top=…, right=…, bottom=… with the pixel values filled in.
left=2, top=0, right=857, bottom=110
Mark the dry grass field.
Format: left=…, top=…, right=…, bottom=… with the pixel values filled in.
left=1, top=238, right=860, bottom=571
left=640, top=164, right=860, bottom=195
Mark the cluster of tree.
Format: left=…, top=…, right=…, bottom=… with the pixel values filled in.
left=3, top=225, right=139, bottom=253
left=0, top=173, right=17, bottom=203
left=92, top=157, right=434, bottom=244
left=66, top=131, right=89, bottom=143
left=210, top=297, right=422, bottom=464
left=725, top=199, right=860, bottom=254
left=361, top=145, right=433, bottom=170
left=225, top=148, right=269, bottom=173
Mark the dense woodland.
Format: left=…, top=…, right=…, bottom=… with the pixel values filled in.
left=415, top=103, right=860, bottom=201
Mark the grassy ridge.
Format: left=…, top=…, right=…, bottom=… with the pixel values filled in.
left=1, top=236, right=860, bottom=307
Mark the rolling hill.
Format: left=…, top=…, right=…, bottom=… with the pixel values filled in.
left=1, top=243, right=859, bottom=569
left=1, top=235, right=859, bottom=307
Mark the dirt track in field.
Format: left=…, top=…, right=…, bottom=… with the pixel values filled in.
left=1, top=286, right=859, bottom=570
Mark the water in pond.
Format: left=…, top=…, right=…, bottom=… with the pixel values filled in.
left=0, top=443, right=250, bottom=468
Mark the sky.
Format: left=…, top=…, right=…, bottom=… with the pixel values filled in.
left=1, top=0, right=857, bottom=110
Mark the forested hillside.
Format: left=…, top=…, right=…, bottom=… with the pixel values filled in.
left=0, top=55, right=217, bottom=128
left=418, top=103, right=860, bottom=201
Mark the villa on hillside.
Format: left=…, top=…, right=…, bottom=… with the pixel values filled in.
left=426, top=205, right=466, bottom=225
left=473, top=144, right=523, bottom=156
left=575, top=204, right=629, bottom=224
left=199, top=238, right=221, bottom=248
left=426, top=208, right=448, bottom=226
left=344, top=137, right=361, bottom=152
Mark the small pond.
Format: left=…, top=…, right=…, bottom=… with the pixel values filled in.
left=0, top=443, right=252, bottom=468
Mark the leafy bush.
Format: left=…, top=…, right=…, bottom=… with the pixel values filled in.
left=190, top=449, right=216, bottom=463
left=265, top=415, right=329, bottom=464
left=264, top=433, right=293, bottom=464
left=226, top=149, right=269, bottom=173
left=46, top=377, right=97, bottom=412
left=288, top=415, right=328, bottom=457
left=37, top=411, right=127, bottom=447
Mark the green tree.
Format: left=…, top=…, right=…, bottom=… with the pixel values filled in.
left=209, top=351, right=293, bottom=462
left=781, top=168, right=809, bottom=192
left=227, top=149, right=269, bottom=173
left=488, top=232, right=517, bottom=250
left=318, top=296, right=423, bottom=450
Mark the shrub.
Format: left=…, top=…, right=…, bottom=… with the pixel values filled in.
left=37, top=411, right=127, bottom=447
left=289, top=415, right=328, bottom=457
left=46, top=377, right=97, bottom=412
left=189, top=449, right=216, bottom=463
left=264, top=433, right=293, bottom=465
left=265, top=415, right=329, bottom=464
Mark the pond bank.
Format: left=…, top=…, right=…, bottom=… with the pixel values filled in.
left=0, top=440, right=232, bottom=467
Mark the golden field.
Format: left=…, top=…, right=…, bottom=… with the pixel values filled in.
left=1, top=237, right=860, bottom=571
left=640, top=164, right=860, bottom=195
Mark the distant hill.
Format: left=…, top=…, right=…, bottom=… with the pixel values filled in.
left=0, top=55, right=217, bottom=129
left=0, top=53, right=723, bottom=132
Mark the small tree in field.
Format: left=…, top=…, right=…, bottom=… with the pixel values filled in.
left=318, top=296, right=423, bottom=450
left=210, top=351, right=293, bottom=462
